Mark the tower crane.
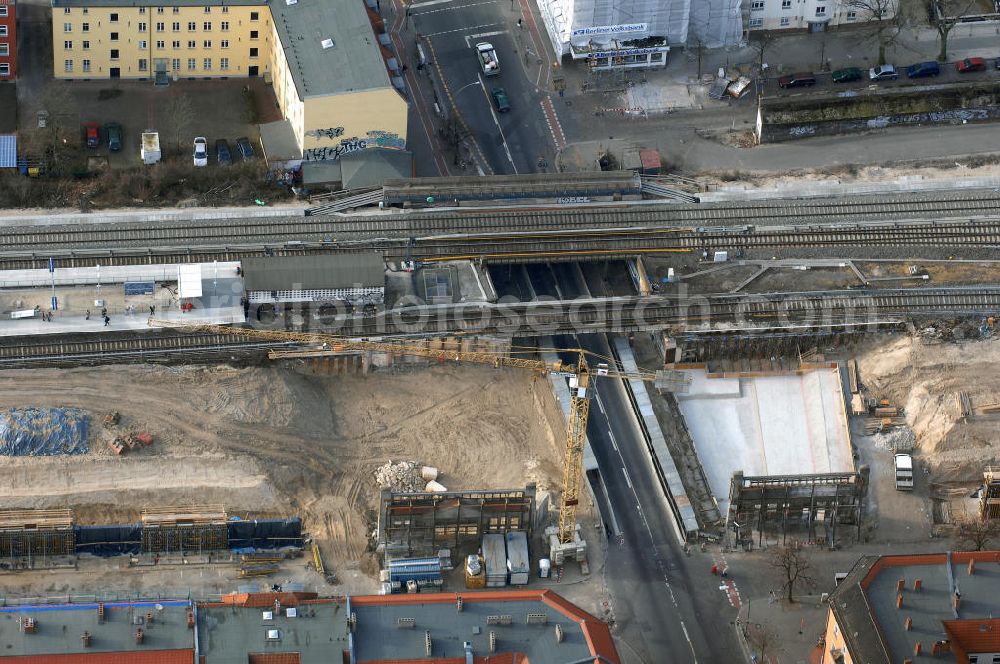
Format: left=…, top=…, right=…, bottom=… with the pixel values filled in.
left=149, top=319, right=680, bottom=562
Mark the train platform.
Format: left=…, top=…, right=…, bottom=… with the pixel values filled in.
left=0, top=262, right=244, bottom=338
left=0, top=204, right=306, bottom=227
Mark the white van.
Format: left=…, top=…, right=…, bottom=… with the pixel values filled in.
left=894, top=454, right=914, bottom=491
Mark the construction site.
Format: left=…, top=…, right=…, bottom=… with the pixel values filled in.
left=2, top=173, right=1000, bottom=662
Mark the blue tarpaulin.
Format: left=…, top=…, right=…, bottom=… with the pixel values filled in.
left=0, top=136, right=16, bottom=169
left=0, top=408, right=90, bottom=456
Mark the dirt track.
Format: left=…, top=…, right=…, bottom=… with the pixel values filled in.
left=0, top=363, right=564, bottom=565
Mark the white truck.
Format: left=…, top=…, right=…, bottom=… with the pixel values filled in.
left=141, top=130, right=161, bottom=165
left=894, top=453, right=914, bottom=491
left=476, top=42, right=499, bottom=76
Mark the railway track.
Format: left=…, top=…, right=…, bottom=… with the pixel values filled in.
left=3, top=287, right=997, bottom=366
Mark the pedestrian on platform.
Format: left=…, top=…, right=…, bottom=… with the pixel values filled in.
left=104, top=315, right=110, bottom=327
left=85, top=309, right=90, bottom=320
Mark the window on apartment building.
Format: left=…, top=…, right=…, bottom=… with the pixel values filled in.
left=187, top=21, right=196, bottom=30
left=64, top=59, right=73, bottom=72
left=64, top=23, right=72, bottom=32
left=82, top=40, right=90, bottom=49
left=139, top=21, right=147, bottom=31
left=139, top=6, right=146, bottom=13
left=64, top=7, right=71, bottom=14
left=187, top=39, right=195, bottom=48
left=64, top=40, right=73, bottom=49
left=0, top=25, right=6, bottom=36
left=781, top=0, right=791, bottom=7
left=82, top=22, right=89, bottom=31
left=171, top=21, right=179, bottom=31
left=203, top=39, right=211, bottom=48
left=172, top=6, right=179, bottom=13
left=157, top=6, right=164, bottom=13
left=750, top=1, right=765, bottom=10
left=0, top=6, right=8, bottom=17
left=204, top=6, right=211, bottom=12
left=187, top=57, right=196, bottom=69
left=155, top=21, right=163, bottom=30
left=780, top=16, right=789, bottom=24
left=110, top=12, right=118, bottom=21
left=220, top=21, right=229, bottom=31
left=815, top=5, right=826, bottom=15
left=110, top=32, right=119, bottom=41
left=748, top=17, right=763, bottom=26
left=171, top=57, right=180, bottom=70
left=220, top=57, right=229, bottom=70
left=0, top=64, right=9, bottom=76
left=172, top=40, right=179, bottom=48
left=83, top=7, right=88, bottom=13
left=139, top=58, right=147, bottom=70
left=203, top=57, right=211, bottom=69
left=846, top=10, right=857, bottom=19
left=138, top=39, right=147, bottom=48
left=249, top=47, right=258, bottom=57
left=220, top=39, right=229, bottom=48
left=82, top=59, right=91, bottom=71
left=250, top=11, right=259, bottom=20
left=250, top=30, right=259, bottom=39
left=203, top=21, right=211, bottom=30
left=222, top=6, right=229, bottom=12
left=156, top=40, right=164, bottom=48
left=0, top=44, right=8, bottom=56
left=110, top=48, right=119, bottom=58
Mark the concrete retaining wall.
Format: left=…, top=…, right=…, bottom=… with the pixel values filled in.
left=757, top=81, right=1000, bottom=143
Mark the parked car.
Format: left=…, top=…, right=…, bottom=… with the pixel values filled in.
left=491, top=87, right=511, bottom=112
left=235, top=136, right=255, bottom=160
left=957, top=57, right=987, bottom=73
left=906, top=61, right=940, bottom=78
left=996, top=57, right=1000, bottom=69
left=777, top=72, right=817, bottom=88
left=105, top=123, right=123, bottom=152
left=193, top=136, right=208, bottom=167
left=831, top=67, right=863, bottom=83
left=215, top=138, right=232, bottom=165
left=869, top=64, right=898, bottom=81
left=84, top=122, right=100, bottom=148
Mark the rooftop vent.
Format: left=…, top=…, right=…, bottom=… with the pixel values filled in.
left=321, top=38, right=335, bottom=49
left=266, top=629, right=281, bottom=641
left=286, top=0, right=298, bottom=5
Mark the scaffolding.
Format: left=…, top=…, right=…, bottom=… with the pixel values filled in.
left=378, top=485, right=536, bottom=559
left=0, top=509, right=76, bottom=560
left=727, top=469, right=869, bottom=548
left=140, top=505, right=229, bottom=554
left=980, top=467, right=1000, bottom=521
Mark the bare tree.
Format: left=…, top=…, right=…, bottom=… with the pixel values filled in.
left=749, top=30, right=779, bottom=73
left=929, top=0, right=981, bottom=62
left=746, top=622, right=780, bottom=662
left=164, top=95, right=195, bottom=155
left=439, top=114, right=470, bottom=166
left=843, top=0, right=904, bottom=65
left=768, top=542, right=816, bottom=603
left=956, top=515, right=1000, bottom=551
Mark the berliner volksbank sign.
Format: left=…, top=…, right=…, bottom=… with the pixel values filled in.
left=571, top=23, right=648, bottom=37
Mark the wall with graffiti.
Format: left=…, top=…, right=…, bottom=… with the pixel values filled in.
left=301, top=87, right=408, bottom=161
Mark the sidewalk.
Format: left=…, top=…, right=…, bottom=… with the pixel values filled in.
left=736, top=594, right=828, bottom=664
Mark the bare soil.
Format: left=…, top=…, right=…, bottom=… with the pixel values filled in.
left=0, top=363, right=565, bottom=568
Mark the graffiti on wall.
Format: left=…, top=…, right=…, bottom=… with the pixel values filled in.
left=305, top=126, right=346, bottom=139
left=303, top=130, right=405, bottom=161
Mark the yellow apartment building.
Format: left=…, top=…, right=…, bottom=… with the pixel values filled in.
left=51, top=0, right=407, bottom=162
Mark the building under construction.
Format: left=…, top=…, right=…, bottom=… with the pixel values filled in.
left=140, top=505, right=229, bottom=554
left=979, top=467, right=1000, bottom=521
left=378, top=485, right=537, bottom=559
left=0, top=509, right=75, bottom=560
left=727, top=469, right=869, bottom=548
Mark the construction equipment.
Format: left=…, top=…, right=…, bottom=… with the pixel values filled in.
left=148, top=319, right=676, bottom=564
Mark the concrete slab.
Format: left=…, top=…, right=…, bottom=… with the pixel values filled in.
left=677, top=368, right=854, bottom=515
left=679, top=371, right=741, bottom=399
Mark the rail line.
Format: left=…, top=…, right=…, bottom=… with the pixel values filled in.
left=2, top=287, right=998, bottom=366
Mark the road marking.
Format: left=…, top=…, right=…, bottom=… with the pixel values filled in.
left=608, top=429, right=618, bottom=451
left=594, top=390, right=606, bottom=415
left=422, top=22, right=500, bottom=37
left=412, top=0, right=496, bottom=14
left=409, top=0, right=458, bottom=7
left=622, top=466, right=633, bottom=489
left=539, top=97, right=566, bottom=150
left=464, top=29, right=508, bottom=47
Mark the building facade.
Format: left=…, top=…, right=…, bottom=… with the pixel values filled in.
left=746, top=0, right=897, bottom=32
left=0, top=0, right=15, bottom=80
left=50, top=0, right=407, bottom=161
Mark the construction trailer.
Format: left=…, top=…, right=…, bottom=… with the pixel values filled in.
left=140, top=505, right=229, bottom=554
left=0, top=509, right=75, bottom=560
left=727, top=469, right=869, bottom=548
left=378, top=485, right=536, bottom=559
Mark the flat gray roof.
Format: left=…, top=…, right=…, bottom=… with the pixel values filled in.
left=352, top=599, right=595, bottom=664
left=242, top=253, right=384, bottom=291
left=198, top=601, right=349, bottom=664
left=269, top=0, right=392, bottom=99
left=0, top=601, right=194, bottom=657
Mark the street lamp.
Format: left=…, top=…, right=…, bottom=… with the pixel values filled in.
left=454, top=79, right=482, bottom=98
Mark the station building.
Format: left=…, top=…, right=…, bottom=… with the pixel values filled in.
left=49, top=0, right=408, bottom=163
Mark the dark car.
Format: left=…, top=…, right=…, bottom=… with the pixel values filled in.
left=906, top=61, right=940, bottom=78
left=83, top=122, right=100, bottom=148
left=215, top=138, right=232, bottom=165
left=105, top=122, right=123, bottom=152
left=235, top=136, right=255, bottom=160
left=777, top=72, right=817, bottom=89
left=957, top=57, right=987, bottom=73
left=491, top=87, right=511, bottom=112
left=831, top=67, right=863, bottom=83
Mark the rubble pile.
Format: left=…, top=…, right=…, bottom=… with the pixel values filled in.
left=373, top=460, right=421, bottom=492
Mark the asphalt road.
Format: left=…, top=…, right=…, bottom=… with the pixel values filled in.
left=409, top=0, right=552, bottom=174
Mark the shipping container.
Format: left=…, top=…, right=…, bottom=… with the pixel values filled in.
left=482, top=533, right=507, bottom=587
left=505, top=531, right=530, bottom=586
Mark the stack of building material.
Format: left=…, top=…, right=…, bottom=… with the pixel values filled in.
left=505, top=531, right=530, bottom=586
left=373, top=460, right=421, bottom=492
left=465, top=554, right=485, bottom=588
left=482, top=534, right=507, bottom=588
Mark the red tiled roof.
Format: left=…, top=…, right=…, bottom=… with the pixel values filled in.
left=0, top=649, right=193, bottom=664
left=359, top=657, right=524, bottom=664
left=212, top=592, right=319, bottom=608
left=944, top=618, right=1000, bottom=662
left=248, top=654, right=301, bottom=664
